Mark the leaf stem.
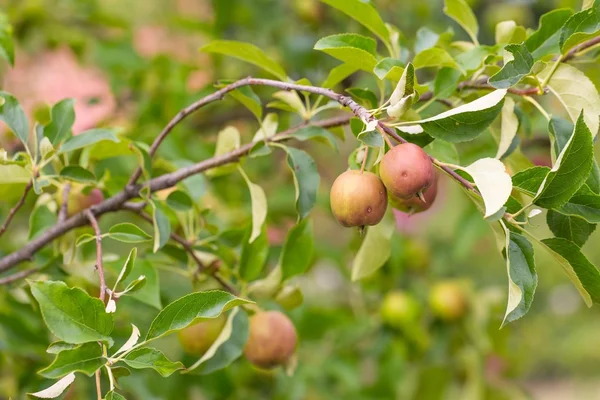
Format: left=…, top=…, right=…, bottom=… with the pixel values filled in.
left=523, top=96, right=551, bottom=121
left=0, top=179, right=33, bottom=239
left=360, top=147, right=369, bottom=173
left=85, top=210, right=107, bottom=303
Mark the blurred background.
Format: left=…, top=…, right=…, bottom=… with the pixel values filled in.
left=1, top=0, right=600, bottom=399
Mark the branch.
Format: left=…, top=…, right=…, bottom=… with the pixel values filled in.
left=0, top=268, right=39, bottom=285
left=85, top=210, right=107, bottom=303
left=124, top=206, right=238, bottom=294
left=58, top=183, right=71, bottom=222
left=0, top=180, right=33, bottom=238
left=562, top=36, right=600, bottom=62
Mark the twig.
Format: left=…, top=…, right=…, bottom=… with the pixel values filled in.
left=562, top=36, right=600, bottom=62
left=0, top=180, right=33, bottom=238
left=124, top=206, right=238, bottom=294
left=58, top=183, right=72, bottom=222
left=0, top=268, right=39, bottom=285
left=84, top=210, right=106, bottom=303
left=95, top=370, right=102, bottom=400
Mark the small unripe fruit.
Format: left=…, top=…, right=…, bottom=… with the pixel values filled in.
left=244, top=311, right=297, bottom=369
left=58, top=185, right=104, bottom=216
left=178, top=315, right=227, bottom=357
left=380, top=291, right=421, bottom=329
left=330, top=170, right=387, bottom=228
left=429, top=281, right=468, bottom=321
left=401, top=239, right=431, bottom=272
left=379, top=143, right=435, bottom=200
left=389, top=173, right=438, bottom=214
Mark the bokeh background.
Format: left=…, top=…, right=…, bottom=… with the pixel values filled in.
left=1, top=0, right=600, bottom=399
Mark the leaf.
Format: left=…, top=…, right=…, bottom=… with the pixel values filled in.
left=108, top=223, right=152, bottom=243
left=45, top=99, right=75, bottom=146
left=444, top=0, right=479, bottom=44
left=415, top=27, right=441, bottom=53
left=128, top=260, right=162, bottom=310
left=0, top=164, right=30, bottom=184
left=239, top=225, right=269, bottom=281
left=373, top=58, right=404, bottom=81
left=0, top=92, right=29, bottom=147
left=387, top=63, right=416, bottom=119
left=357, top=130, right=383, bottom=147
left=46, top=342, right=78, bottom=354
left=425, top=140, right=460, bottom=165
left=105, top=391, right=127, bottom=400
left=238, top=167, right=268, bottom=244
left=280, top=146, right=320, bottom=219
left=525, top=9, right=573, bottom=59
left=287, top=125, right=339, bottom=150
left=461, top=158, right=512, bottom=218
left=151, top=202, right=171, bottom=253
left=547, top=210, right=596, bottom=247
left=314, top=33, right=378, bottom=72
left=434, top=67, right=462, bottom=98
left=59, top=129, right=119, bottom=153
left=319, top=0, right=391, bottom=45
left=119, top=276, right=146, bottom=296
left=39, top=343, right=106, bottom=379
left=496, top=97, right=519, bottom=158
left=0, top=13, right=14, bottom=66
left=186, top=308, right=249, bottom=375
left=280, top=218, right=314, bottom=280
left=273, top=91, right=307, bottom=116
left=114, top=248, right=137, bottom=290
left=215, top=126, right=241, bottom=154
left=227, top=86, right=263, bottom=120
left=346, top=87, right=378, bottom=109
left=29, top=281, right=114, bottom=346
left=560, top=1, right=600, bottom=53
left=145, top=290, right=251, bottom=341
left=200, top=40, right=286, bottom=79
left=398, top=90, right=506, bottom=142
left=501, top=228, right=537, bottom=326
left=59, top=166, right=96, bottom=183
left=351, top=211, right=395, bottom=281
left=166, top=190, right=193, bottom=212
left=322, top=63, right=359, bottom=88
left=558, top=186, right=600, bottom=223
left=122, top=348, right=184, bottom=377
left=534, top=113, right=594, bottom=208
left=413, top=48, right=463, bottom=72
left=488, top=44, right=534, bottom=89
left=29, top=205, right=58, bottom=240
left=512, top=166, right=550, bottom=196
left=540, top=63, right=600, bottom=137
left=542, top=237, right=600, bottom=305
left=252, top=113, right=278, bottom=142
left=28, top=373, right=76, bottom=399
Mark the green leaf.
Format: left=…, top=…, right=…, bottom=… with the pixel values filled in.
left=108, top=223, right=152, bottom=243
left=415, top=27, right=441, bottom=53
left=558, top=186, right=600, bottom=223
left=280, top=218, right=314, bottom=280
left=239, top=167, right=267, bottom=243
left=45, top=99, right=75, bottom=146
left=397, top=90, right=506, bottom=142
left=186, top=308, right=249, bottom=375
left=128, top=260, right=162, bottom=310
left=200, top=40, right=286, bottom=79
left=227, top=86, right=263, bottom=120
left=560, top=1, right=600, bottom=53
left=413, top=48, right=463, bottom=72
left=105, top=391, right=127, bottom=400
left=46, top=341, right=78, bottom=354
left=114, top=248, right=137, bottom=290
left=122, top=348, right=184, bottom=377
left=425, top=140, right=460, bottom=165
left=239, top=225, right=269, bottom=282
left=542, top=237, right=600, bottom=305
left=539, top=63, right=600, bottom=137
left=387, top=63, right=416, bottom=119
left=252, top=113, right=278, bottom=142
left=0, top=92, right=29, bottom=147
left=357, top=130, right=384, bottom=147
left=525, top=9, right=573, bottom=59
left=319, top=0, right=391, bottom=45
left=59, top=166, right=96, bottom=183
left=501, top=229, right=537, bottom=326
left=444, top=0, right=479, bottom=44
left=346, top=88, right=378, bottom=109
left=351, top=211, right=395, bottom=281
left=151, top=201, right=171, bottom=253
left=287, top=125, right=339, bottom=150
left=314, top=34, right=378, bottom=71
left=547, top=210, right=596, bottom=247
left=29, top=205, right=58, bottom=240
left=280, top=146, right=320, bottom=219
left=29, top=281, right=114, bottom=346
left=59, top=129, right=119, bottom=153
left=488, top=44, right=534, bottom=89
left=145, top=290, right=251, bottom=341
left=373, top=58, right=405, bottom=81
left=39, top=343, right=105, bottom=379
left=512, top=166, right=550, bottom=196
left=166, top=190, right=193, bottom=212
left=0, top=164, right=30, bottom=184
left=322, top=63, right=359, bottom=88
left=434, top=67, right=462, bottom=98
left=534, top=114, right=594, bottom=208
left=0, top=13, right=14, bottom=66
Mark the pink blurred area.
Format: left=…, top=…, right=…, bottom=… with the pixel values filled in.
left=393, top=177, right=447, bottom=233
left=3, top=47, right=117, bottom=135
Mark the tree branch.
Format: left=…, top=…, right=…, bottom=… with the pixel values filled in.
left=58, top=183, right=72, bottom=222
left=85, top=210, right=107, bottom=303
left=0, top=180, right=33, bottom=238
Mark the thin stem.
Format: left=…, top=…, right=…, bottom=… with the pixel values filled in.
left=105, top=365, right=115, bottom=391
left=0, top=180, right=33, bottom=238
left=562, top=35, right=600, bottom=61
left=85, top=210, right=106, bottom=303
left=58, top=183, right=71, bottom=222
left=0, top=268, right=40, bottom=285
left=539, top=57, right=562, bottom=91
left=416, top=97, right=436, bottom=113
left=95, top=370, right=102, bottom=400
left=523, top=96, right=551, bottom=121
left=360, top=147, right=369, bottom=173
